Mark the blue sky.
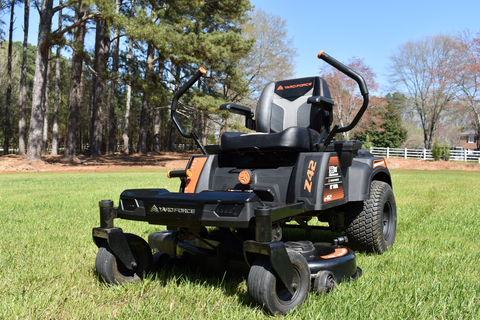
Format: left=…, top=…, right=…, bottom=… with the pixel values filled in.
left=8, top=0, right=480, bottom=95
left=251, top=0, right=480, bottom=95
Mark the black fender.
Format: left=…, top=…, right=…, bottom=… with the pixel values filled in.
left=346, top=156, right=392, bottom=202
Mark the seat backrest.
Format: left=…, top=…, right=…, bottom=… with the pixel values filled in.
left=255, top=77, right=332, bottom=133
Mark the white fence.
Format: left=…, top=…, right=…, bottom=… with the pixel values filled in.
left=370, top=147, right=480, bottom=163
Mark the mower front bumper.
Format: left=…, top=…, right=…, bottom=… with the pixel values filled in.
left=116, top=189, right=265, bottom=228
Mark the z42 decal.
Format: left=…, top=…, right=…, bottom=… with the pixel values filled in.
left=303, top=160, right=317, bottom=193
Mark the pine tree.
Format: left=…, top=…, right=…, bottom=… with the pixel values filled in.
left=17, top=0, right=30, bottom=155
left=64, top=2, right=88, bottom=160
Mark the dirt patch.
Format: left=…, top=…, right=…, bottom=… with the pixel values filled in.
left=0, top=152, right=191, bottom=174
left=385, top=158, right=480, bottom=171
left=1, top=152, right=479, bottom=174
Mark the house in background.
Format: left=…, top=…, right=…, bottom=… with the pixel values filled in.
left=459, top=130, right=478, bottom=151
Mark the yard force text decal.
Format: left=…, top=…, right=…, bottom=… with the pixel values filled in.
left=323, top=156, right=344, bottom=203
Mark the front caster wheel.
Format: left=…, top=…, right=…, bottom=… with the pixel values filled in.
left=314, top=270, right=335, bottom=295
left=247, top=251, right=310, bottom=316
left=95, top=233, right=153, bottom=284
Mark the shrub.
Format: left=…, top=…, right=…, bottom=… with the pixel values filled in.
left=442, top=141, right=451, bottom=161
left=432, top=138, right=442, bottom=161
left=432, top=139, right=451, bottom=161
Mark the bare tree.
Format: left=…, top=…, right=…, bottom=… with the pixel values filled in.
left=238, top=8, right=297, bottom=106
left=455, top=30, right=480, bottom=150
left=321, top=57, right=378, bottom=140
left=388, top=34, right=458, bottom=149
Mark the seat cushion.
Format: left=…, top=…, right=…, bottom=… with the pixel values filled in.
left=221, top=127, right=320, bottom=153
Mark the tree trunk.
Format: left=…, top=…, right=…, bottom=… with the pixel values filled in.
left=137, top=97, right=149, bottom=153
left=42, top=49, right=52, bottom=154
left=153, top=106, right=162, bottom=152
left=168, top=63, right=181, bottom=152
left=108, top=0, right=121, bottom=155
left=169, top=121, right=176, bottom=152
left=26, top=0, right=54, bottom=161
left=4, top=0, right=15, bottom=155
left=89, top=19, right=110, bottom=156
left=123, top=36, right=133, bottom=154
left=51, top=3, right=62, bottom=156
left=153, top=59, right=165, bottom=152
left=18, top=0, right=31, bottom=156
left=64, top=3, right=87, bottom=160
left=200, top=111, right=208, bottom=145
left=137, top=43, right=155, bottom=153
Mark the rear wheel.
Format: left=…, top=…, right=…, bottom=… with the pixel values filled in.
left=247, top=252, right=310, bottom=316
left=95, top=233, right=153, bottom=284
left=345, top=180, right=397, bottom=253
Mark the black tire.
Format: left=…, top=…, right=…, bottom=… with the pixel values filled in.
left=247, top=252, right=310, bottom=316
left=314, top=270, right=335, bottom=295
left=95, top=233, right=153, bottom=284
left=345, top=180, right=397, bottom=254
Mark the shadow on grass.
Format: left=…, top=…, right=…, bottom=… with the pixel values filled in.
left=92, top=226, right=348, bottom=312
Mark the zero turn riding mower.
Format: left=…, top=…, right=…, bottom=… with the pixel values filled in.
left=93, top=51, right=397, bottom=316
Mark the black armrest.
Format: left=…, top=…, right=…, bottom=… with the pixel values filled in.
left=307, top=96, right=334, bottom=108
left=220, top=103, right=255, bottom=129
left=220, top=103, right=253, bottom=116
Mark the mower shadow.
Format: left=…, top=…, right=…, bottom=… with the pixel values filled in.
left=151, top=258, right=252, bottom=308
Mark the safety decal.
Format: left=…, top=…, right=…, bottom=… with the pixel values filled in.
left=323, top=156, right=344, bottom=203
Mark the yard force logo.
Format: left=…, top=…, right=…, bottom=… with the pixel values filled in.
left=150, top=204, right=195, bottom=214
left=279, top=82, right=312, bottom=90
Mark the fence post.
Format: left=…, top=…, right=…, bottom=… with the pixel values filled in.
left=423, top=148, right=426, bottom=160
left=404, top=148, right=407, bottom=159
left=386, top=147, right=390, bottom=158
left=370, top=146, right=373, bottom=154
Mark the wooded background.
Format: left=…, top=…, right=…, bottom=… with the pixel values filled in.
left=0, top=1, right=479, bottom=160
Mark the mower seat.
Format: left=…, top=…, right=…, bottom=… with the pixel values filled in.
left=221, top=77, right=333, bottom=153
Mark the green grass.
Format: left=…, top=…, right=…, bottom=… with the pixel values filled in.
left=0, top=169, right=479, bottom=319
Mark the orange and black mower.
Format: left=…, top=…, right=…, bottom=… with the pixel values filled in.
left=92, top=55, right=396, bottom=316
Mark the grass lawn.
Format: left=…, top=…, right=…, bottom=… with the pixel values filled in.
left=0, top=169, right=479, bottom=319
